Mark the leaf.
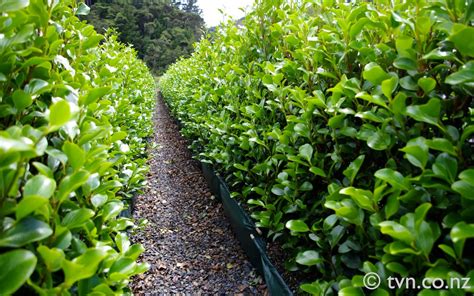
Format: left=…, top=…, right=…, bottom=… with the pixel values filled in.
left=451, top=222, right=474, bottom=243
left=432, top=153, right=457, bottom=183
left=75, top=2, right=90, bottom=15
left=381, top=76, right=398, bottom=99
left=37, top=246, right=65, bottom=272
left=375, top=168, right=411, bottom=191
left=0, top=0, right=29, bottom=12
left=450, top=25, right=474, bottom=57
left=417, top=77, right=436, bottom=94
left=452, top=169, right=474, bottom=200
left=56, top=170, right=90, bottom=202
left=422, top=48, right=456, bottom=60
left=367, top=130, right=391, bottom=150
left=25, top=79, right=49, bottom=95
left=12, top=90, right=33, bottom=111
left=0, top=217, right=53, bottom=247
left=426, top=138, right=456, bottom=156
left=63, top=248, right=107, bottom=286
left=61, top=209, right=95, bottom=229
left=285, top=220, right=309, bottom=232
left=102, top=201, right=124, bottom=221
left=63, top=142, right=85, bottom=171
left=116, top=232, right=130, bottom=253
left=81, top=87, right=111, bottom=106
left=363, top=62, right=390, bottom=85
left=340, top=187, right=375, bottom=212
left=445, top=61, right=474, bottom=85
left=395, top=36, right=413, bottom=53
left=343, top=155, right=365, bottom=185
left=309, top=166, right=326, bottom=177
left=296, top=250, right=323, bottom=266
left=401, top=137, right=429, bottom=169
left=325, top=199, right=364, bottom=226
left=91, top=194, right=108, bottom=208
left=393, top=57, right=417, bottom=71
left=16, top=195, right=49, bottom=220
left=379, top=221, right=415, bottom=245
left=406, top=98, right=441, bottom=126
left=298, top=143, right=313, bottom=162
left=0, top=249, right=37, bottom=295
left=24, top=175, right=56, bottom=198
left=49, top=100, right=71, bottom=127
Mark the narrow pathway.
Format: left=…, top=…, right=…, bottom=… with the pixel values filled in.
left=131, top=96, right=266, bottom=294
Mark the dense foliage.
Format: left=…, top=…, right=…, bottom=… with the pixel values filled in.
left=160, top=0, right=474, bottom=294
left=0, top=0, right=155, bottom=294
left=85, top=0, right=204, bottom=75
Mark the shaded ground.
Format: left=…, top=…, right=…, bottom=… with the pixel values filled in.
left=131, top=96, right=267, bottom=294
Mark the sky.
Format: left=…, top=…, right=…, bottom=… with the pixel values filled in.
left=196, top=0, right=254, bottom=27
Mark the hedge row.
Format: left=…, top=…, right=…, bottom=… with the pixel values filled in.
left=160, top=0, right=473, bottom=294
left=0, top=0, right=155, bottom=294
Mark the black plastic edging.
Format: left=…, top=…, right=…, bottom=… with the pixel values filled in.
left=201, top=163, right=293, bottom=296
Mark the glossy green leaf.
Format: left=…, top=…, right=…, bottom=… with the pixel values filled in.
left=16, top=195, right=49, bottom=220
left=37, top=246, right=65, bottom=272
left=343, top=155, right=365, bottom=185
left=81, top=87, right=111, bottom=106
left=24, top=175, right=56, bottom=198
left=49, top=100, right=71, bottom=127
left=417, top=77, right=436, bottom=94
left=367, top=130, right=391, bottom=150
left=452, top=169, right=474, bottom=199
left=445, top=61, right=474, bottom=84
left=381, top=76, right=398, bottom=99
left=432, top=153, right=457, bottom=183
left=298, top=143, right=313, bottom=163
left=393, top=57, right=417, bottom=71
left=451, top=222, right=474, bottom=243
left=12, top=90, right=33, bottom=111
left=63, top=248, right=107, bottom=286
left=63, top=141, right=85, bottom=171
left=0, top=249, right=37, bottom=295
left=340, top=187, right=375, bottom=212
left=406, top=98, right=441, bottom=126
left=61, top=209, right=95, bottom=229
left=379, top=221, right=415, bottom=245
left=296, top=250, right=323, bottom=266
left=375, top=168, right=410, bottom=191
left=363, top=62, right=390, bottom=85
left=56, top=170, right=90, bottom=202
left=285, top=220, right=309, bottom=232
left=0, top=0, right=29, bottom=12
left=75, top=2, right=90, bottom=15
left=401, top=137, right=429, bottom=169
left=0, top=217, right=53, bottom=247
left=450, top=25, right=474, bottom=57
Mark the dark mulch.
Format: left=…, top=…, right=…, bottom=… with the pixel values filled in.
left=131, top=96, right=267, bottom=295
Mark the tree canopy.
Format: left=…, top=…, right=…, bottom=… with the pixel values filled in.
left=85, top=0, right=204, bottom=75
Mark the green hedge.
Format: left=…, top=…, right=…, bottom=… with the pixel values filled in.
left=0, top=0, right=155, bottom=294
left=160, top=0, right=474, bottom=294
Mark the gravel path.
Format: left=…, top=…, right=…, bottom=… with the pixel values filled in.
left=131, top=96, right=267, bottom=295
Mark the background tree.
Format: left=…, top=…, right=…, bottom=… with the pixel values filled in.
left=85, top=0, right=204, bottom=75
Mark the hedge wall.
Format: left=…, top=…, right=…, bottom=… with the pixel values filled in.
left=0, top=0, right=155, bottom=294
left=160, top=0, right=473, bottom=294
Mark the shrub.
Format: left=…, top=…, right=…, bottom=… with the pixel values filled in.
left=0, top=0, right=155, bottom=294
left=160, top=0, right=473, bottom=294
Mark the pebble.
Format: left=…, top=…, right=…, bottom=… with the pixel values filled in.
left=131, top=96, right=268, bottom=295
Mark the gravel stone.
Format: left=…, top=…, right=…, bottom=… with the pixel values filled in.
left=131, top=96, right=267, bottom=295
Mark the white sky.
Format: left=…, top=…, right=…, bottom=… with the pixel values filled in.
left=196, top=0, right=254, bottom=27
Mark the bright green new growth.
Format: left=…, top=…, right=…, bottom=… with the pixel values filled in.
left=161, top=0, right=473, bottom=294
left=0, top=0, right=155, bottom=294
